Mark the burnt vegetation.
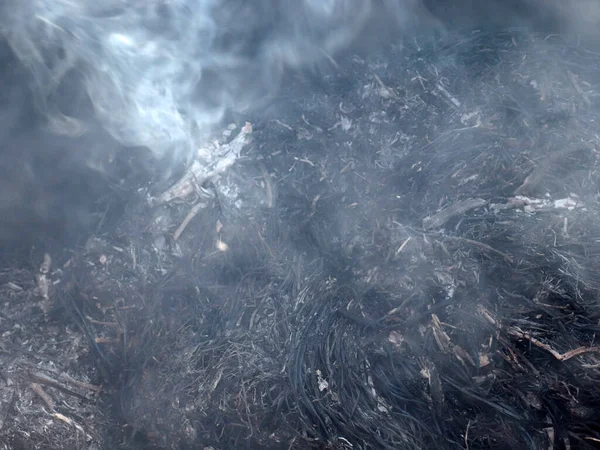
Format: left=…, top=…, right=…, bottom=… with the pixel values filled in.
left=2, top=5, right=600, bottom=450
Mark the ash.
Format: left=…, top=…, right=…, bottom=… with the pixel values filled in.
left=2, top=13, right=600, bottom=450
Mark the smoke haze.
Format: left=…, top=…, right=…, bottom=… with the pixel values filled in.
left=0, top=0, right=377, bottom=164
left=2, top=0, right=597, bottom=160
left=0, top=0, right=598, bottom=244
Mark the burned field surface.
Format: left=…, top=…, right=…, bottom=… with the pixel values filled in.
left=2, top=28, right=600, bottom=450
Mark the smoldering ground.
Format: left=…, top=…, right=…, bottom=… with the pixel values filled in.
left=2, top=1, right=600, bottom=450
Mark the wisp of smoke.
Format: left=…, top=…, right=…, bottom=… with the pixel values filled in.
left=0, top=0, right=374, bottom=165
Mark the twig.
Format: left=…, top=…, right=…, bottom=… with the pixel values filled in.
left=40, top=253, right=52, bottom=274
left=464, top=420, right=471, bottom=450
left=52, top=412, right=86, bottom=433
left=567, top=71, right=591, bottom=106
left=478, top=305, right=497, bottom=325
left=395, top=237, right=412, bottom=255
left=293, top=156, right=315, bottom=166
left=273, top=119, right=293, bottom=131
left=373, top=73, right=400, bottom=100
left=157, top=122, right=253, bottom=204
left=444, top=236, right=513, bottom=263
left=384, top=305, right=403, bottom=319
left=59, top=373, right=102, bottom=393
left=423, top=198, right=487, bottom=230
left=514, top=147, right=584, bottom=195
left=29, top=372, right=90, bottom=400
left=431, top=314, right=451, bottom=352
left=581, top=362, right=600, bottom=369
left=320, top=48, right=339, bottom=69
left=507, top=328, right=600, bottom=361
left=173, top=202, right=207, bottom=241
left=435, top=82, right=461, bottom=108
left=5, top=282, right=23, bottom=292
left=36, top=253, right=52, bottom=301
left=53, top=413, right=72, bottom=425
left=85, top=316, right=120, bottom=328
left=255, top=227, right=275, bottom=260
left=95, top=337, right=119, bottom=345
left=130, top=245, right=137, bottom=269
left=260, top=163, right=274, bottom=208
left=30, top=382, right=55, bottom=411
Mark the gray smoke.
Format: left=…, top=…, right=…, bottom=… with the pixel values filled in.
left=0, top=0, right=376, bottom=164
left=1, top=0, right=596, bottom=203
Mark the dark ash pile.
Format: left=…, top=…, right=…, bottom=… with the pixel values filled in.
left=2, top=26, right=600, bottom=450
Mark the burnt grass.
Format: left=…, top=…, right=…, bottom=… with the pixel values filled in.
left=2, top=28, right=600, bottom=450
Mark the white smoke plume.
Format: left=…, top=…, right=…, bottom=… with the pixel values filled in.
left=2, top=0, right=596, bottom=169
left=0, top=0, right=375, bottom=164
